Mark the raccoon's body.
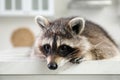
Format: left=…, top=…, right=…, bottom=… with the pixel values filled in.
left=33, top=16, right=120, bottom=70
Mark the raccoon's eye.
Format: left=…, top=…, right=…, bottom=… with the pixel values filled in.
left=43, top=44, right=51, bottom=53
left=58, top=44, right=75, bottom=57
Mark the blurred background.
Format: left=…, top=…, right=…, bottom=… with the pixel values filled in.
left=0, top=0, right=120, bottom=51
left=0, top=0, right=120, bottom=79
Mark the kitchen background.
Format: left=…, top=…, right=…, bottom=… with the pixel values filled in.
left=0, top=0, right=120, bottom=79
left=0, top=0, right=120, bottom=50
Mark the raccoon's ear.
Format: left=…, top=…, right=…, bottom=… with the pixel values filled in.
left=68, top=17, right=85, bottom=34
left=35, top=16, right=50, bottom=30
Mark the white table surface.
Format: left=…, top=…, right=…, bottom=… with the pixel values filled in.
left=0, top=48, right=120, bottom=74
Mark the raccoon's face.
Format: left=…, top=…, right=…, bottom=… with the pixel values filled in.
left=34, top=16, right=89, bottom=70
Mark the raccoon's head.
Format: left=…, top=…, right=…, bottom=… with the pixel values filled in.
left=34, top=16, right=90, bottom=70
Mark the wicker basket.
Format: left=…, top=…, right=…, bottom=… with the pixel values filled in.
left=11, top=28, right=35, bottom=47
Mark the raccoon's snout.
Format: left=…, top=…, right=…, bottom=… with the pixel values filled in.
left=47, top=62, right=58, bottom=70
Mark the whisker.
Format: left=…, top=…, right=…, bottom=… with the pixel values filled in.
left=67, top=49, right=79, bottom=58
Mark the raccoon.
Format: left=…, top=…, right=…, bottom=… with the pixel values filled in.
left=32, top=16, right=120, bottom=70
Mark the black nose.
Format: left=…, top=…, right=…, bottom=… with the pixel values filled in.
left=47, top=62, right=58, bottom=70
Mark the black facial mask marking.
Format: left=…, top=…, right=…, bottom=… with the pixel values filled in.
left=57, top=44, right=76, bottom=57
left=51, top=34, right=57, bottom=54
left=42, top=43, right=76, bottom=57
left=42, top=44, right=51, bottom=56
left=41, top=34, right=58, bottom=56
left=41, top=35, right=76, bottom=57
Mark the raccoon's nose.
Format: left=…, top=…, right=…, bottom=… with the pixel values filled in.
left=47, top=62, right=58, bottom=70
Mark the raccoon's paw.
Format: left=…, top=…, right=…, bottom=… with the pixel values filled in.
left=69, top=57, right=83, bottom=64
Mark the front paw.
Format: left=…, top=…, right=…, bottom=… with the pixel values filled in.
left=69, top=57, right=83, bottom=64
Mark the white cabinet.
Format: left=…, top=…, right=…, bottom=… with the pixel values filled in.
left=0, top=0, right=54, bottom=16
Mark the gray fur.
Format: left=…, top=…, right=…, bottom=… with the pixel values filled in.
left=34, top=16, right=120, bottom=69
